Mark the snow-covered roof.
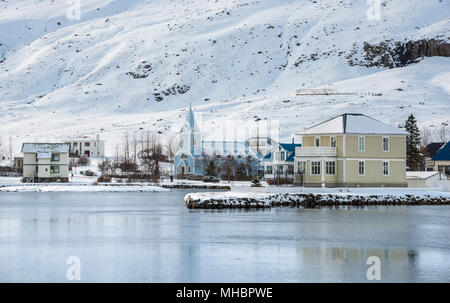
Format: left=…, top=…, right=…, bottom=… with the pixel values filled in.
left=406, top=171, right=440, bottom=179
left=304, top=113, right=406, bottom=135
left=22, top=143, right=70, bottom=154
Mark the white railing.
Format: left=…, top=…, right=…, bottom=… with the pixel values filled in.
left=295, top=147, right=336, bottom=157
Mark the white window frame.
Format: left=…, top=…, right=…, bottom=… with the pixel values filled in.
left=382, top=161, right=389, bottom=176
left=358, top=136, right=365, bottom=152
left=330, top=137, right=337, bottom=148
left=311, top=161, right=321, bottom=175
left=50, top=165, right=60, bottom=174
left=382, top=136, right=389, bottom=152
left=358, top=160, right=365, bottom=176
left=325, top=161, right=336, bottom=175
left=315, top=137, right=320, bottom=147
left=266, top=165, right=273, bottom=174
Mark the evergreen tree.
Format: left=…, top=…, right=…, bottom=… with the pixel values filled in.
left=205, top=159, right=217, bottom=176
left=251, top=177, right=262, bottom=187
left=404, top=114, right=421, bottom=170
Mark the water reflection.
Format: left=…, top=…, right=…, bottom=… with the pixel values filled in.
left=0, top=191, right=450, bottom=282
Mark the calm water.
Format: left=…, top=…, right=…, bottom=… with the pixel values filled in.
left=1, top=190, right=450, bottom=282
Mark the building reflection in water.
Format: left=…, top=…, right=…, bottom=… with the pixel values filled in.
left=297, top=246, right=418, bottom=282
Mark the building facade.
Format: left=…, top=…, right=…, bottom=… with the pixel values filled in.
left=263, top=143, right=301, bottom=182
left=21, top=143, right=70, bottom=182
left=65, top=134, right=105, bottom=158
left=294, top=113, right=407, bottom=187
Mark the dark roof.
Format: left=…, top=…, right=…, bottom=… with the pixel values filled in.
left=433, top=141, right=450, bottom=161
left=263, top=152, right=271, bottom=160
left=279, top=143, right=302, bottom=152
left=286, top=153, right=295, bottom=162
left=426, top=142, right=445, bottom=159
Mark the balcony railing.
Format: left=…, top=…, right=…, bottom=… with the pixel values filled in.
left=295, top=147, right=336, bottom=157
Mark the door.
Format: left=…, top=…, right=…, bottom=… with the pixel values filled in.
left=182, top=166, right=185, bottom=178
left=84, top=150, right=90, bottom=157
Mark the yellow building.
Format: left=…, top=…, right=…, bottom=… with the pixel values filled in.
left=294, top=113, right=407, bottom=187
left=21, top=143, right=70, bottom=183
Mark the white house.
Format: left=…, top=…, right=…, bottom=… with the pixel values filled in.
left=65, top=134, right=105, bottom=158
left=21, top=143, right=70, bottom=183
left=263, top=142, right=301, bottom=183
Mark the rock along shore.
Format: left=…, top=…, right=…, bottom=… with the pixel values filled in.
left=184, top=192, right=450, bottom=209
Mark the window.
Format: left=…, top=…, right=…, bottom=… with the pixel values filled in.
left=358, top=161, right=365, bottom=176
left=35, top=166, right=38, bottom=173
left=50, top=166, right=60, bottom=174
left=275, top=151, right=285, bottom=161
left=326, top=161, right=336, bottom=175
left=188, top=166, right=191, bottom=173
left=315, top=137, right=320, bottom=147
left=193, top=138, right=196, bottom=146
left=330, top=137, right=336, bottom=148
left=84, top=142, right=90, bottom=147
left=311, top=161, right=321, bottom=175
left=74, top=142, right=78, bottom=146
left=383, top=137, right=389, bottom=152
left=297, top=161, right=306, bottom=174
left=358, top=136, right=365, bottom=151
left=51, top=153, right=60, bottom=162
left=266, top=166, right=273, bottom=174
left=383, top=161, right=389, bottom=176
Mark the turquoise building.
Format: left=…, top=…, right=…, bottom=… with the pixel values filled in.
left=173, top=105, right=262, bottom=177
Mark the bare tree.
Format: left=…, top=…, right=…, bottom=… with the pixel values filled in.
left=421, top=127, right=431, bottom=146
left=220, top=155, right=237, bottom=182
left=438, top=125, right=448, bottom=143
left=132, top=132, right=138, bottom=162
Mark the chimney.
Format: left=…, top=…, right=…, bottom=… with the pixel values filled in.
left=292, top=137, right=294, bottom=144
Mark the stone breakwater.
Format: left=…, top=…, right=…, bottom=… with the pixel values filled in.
left=184, top=192, right=450, bottom=209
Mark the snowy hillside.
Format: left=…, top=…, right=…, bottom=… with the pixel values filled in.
left=0, top=0, right=449, bottom=156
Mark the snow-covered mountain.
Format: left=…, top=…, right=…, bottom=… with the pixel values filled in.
left=0, top=0, right=449, bottom=156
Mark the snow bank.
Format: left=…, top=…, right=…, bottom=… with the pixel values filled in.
left=0, top=184, right=170, bottom=192
left=184, top=191, right=450, bottom=209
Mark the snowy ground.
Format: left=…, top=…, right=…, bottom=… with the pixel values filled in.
left=0, top=0, right=449, bottom=158
left=0, top=184, right=169, bottom=192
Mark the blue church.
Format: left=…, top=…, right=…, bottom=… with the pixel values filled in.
left=173, top=105, right=262, bottom=177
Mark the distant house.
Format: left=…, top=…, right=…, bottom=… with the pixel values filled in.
left=65, top=134, right=105, bottom=158
left=294, top=113, right=407, bottom=187
left=426, top=142, right=445, bottom=159
left=21, top=143, right=70, bottom=183
left=173, top=105, right=262, bottom=177
left=426, top=141, right=450, bottom=176
left=263, top=142, right=301, bottom=183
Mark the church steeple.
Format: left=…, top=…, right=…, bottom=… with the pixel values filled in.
left=188, top=103, right=195, bottom=129
left=179, top=104, right=202, bottom=156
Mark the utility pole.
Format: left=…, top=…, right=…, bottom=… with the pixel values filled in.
left=8, top=136, right=12, bottom=167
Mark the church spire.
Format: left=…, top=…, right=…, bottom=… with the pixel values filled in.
left=188, top=103, right=195, bottom=128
